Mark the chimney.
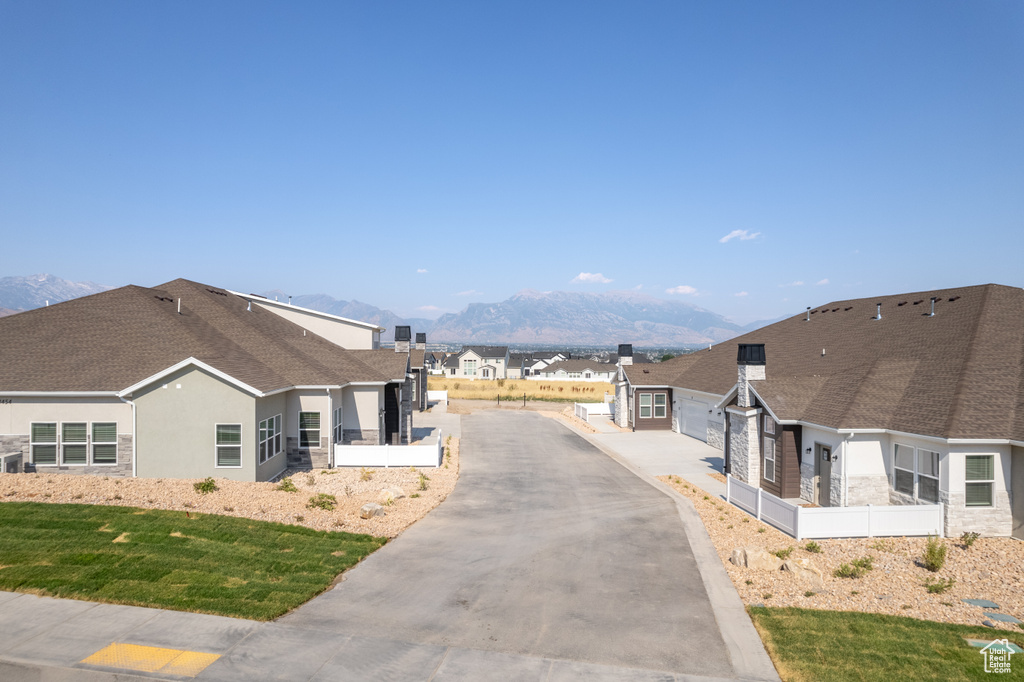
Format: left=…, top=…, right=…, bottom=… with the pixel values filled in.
left=736, top=343, right=765, bottom=408
left=415, top=332, right=426, bottom=350
left=394, top=326, right=411, bottom=353
left=617, top=344, right=633, bottom=367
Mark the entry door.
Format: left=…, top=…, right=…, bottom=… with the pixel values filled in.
left=384, top=385, right=400, bottom=445
left=816, top=445, right=833, bottom=507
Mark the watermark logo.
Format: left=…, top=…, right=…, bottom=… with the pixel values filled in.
left=980, top=639, right=1015, bottom=674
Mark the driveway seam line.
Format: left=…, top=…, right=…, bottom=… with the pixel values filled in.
left=425, top=645, right=451, bottom=681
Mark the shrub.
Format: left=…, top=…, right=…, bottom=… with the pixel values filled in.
left=306, top=474, right=316, bottom=486
left=418, top=473, right=430, bottom=491
left=852, top=555, right=874, bottom=571
left=804, top=541, right=822, bottom=553
left=497, top=379, right=506, bottom=388
left=762, top=593, right=772, bottom=600
left=410, top=493, right=421, bottom=498
left=924, top=577, right=956, bottom=594
left=276, top=477, right=298, bottom=493
left=360, top=468, right=372, bottom=482
left=804, top=591, right=816, bottom=598
left=922, top=535, right=947, bottom=573
left=194, top=477, right=218, bottom=494
left=834, top=557, right=873, bottom=579
left=294, top=515, right=304, bottom=522
left=960, top=531, right=980, bottom=549
left=773, top=547, right=794, bottom=560
left=307, top=493, right=337, bottom=511
left=757, top=527, right=766, bottom=534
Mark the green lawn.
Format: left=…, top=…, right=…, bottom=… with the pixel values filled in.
left=749, top=607, right=1024, bottom=681
left=0, top=501, right=386, bottom=620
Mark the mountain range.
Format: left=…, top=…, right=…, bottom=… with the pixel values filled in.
left=0, top=275, right=778, bottom=345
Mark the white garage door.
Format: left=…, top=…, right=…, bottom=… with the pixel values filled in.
left=679, top=399, right=709, bottom=441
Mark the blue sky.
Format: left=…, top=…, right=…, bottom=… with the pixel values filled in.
left=1, top=1, right=1021, bottom=324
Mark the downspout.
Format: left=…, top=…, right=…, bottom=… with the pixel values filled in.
left=119, top=395, right=137, bottom=477
left=842, top=432, right=853, bottom=507
left=326, top=388, right=333, bottom=469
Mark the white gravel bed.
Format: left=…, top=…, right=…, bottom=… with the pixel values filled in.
left=0, top=437, right=459, bottom=539
left=661, top=475, right=1024, bottom=632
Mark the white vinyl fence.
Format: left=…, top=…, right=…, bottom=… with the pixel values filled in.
left=334, top=432, right=444, bottom=468
left=426, top=390, right=448, bottom=405
left=574, top=402, right=613, bottom=421
left=726, top=474, right=944, bottom=539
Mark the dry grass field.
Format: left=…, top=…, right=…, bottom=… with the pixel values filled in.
left=427, top=377, right=613, bottom=403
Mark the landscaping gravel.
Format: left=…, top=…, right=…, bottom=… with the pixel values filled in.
left=0, top=437, right=459, bottom=539
left=660, top=475, right=1024, bottom=632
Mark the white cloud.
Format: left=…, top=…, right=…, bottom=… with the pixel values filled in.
left=815, top=278, right=829, bottom=286
left=666, top=285, right=698, bottom=295
left=734, top=291, right=749, bottom=297
left=572, top=272, right=613, bottom=284
left=779, top=281, right=805, bottom=288
left=633, top=284, right=643, bottom=290
left=719, top=229, right=761, bottom=244
left=416, top=268, right=428, bottom=274
left=455, top=290, right=480, bottom=297
left=417, top=305, right=442, bottom=312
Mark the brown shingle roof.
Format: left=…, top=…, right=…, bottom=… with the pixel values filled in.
left=0, top=279, right=407, bottom=393
left=625, top=284, right=1024, bottom=441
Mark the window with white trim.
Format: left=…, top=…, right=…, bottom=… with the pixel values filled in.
left=91, top=423, right=118, bottom=465
left=259, top=415, right=281, bottom=464
left=464, top=359, right=477, bottom=376
left=31, top=422, right=57, bottom=465
left=965, top=455, right=994, bottom=507
left=216, top=424, right=242, bottom=467
left=639, top=393, right=652, bottom=418
left=333, top=407, right=343, bottom=444
left=61, top=422, right=88, bottom=465
left=917, top=449, right=939, bottom=503
left=299, top=412, right=321, bottom=448
left=584, top=372, right=591, bottom=379
left=763, top=437, right=776, bottom=482
left=763, top=416, right=775, bottom=435
left=893, top=443, right=915, bottom=495
left=654, top=394, right=667, bottom=418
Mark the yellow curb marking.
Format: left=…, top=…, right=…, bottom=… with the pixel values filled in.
left=82, top=643, right=220, bottom=677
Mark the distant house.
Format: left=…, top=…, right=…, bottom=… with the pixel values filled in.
left=616, top=284, right=1024, bottom=538
left=446, top=346, right=510, bottom=380
left=531, top=359, right=616, bottom=382
left=405, top=331, right=430, bottom=412
left=0, top=279, right=414, bottom=482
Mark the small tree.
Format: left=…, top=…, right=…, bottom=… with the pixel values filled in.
left=661, top=354, right=675, bottom=362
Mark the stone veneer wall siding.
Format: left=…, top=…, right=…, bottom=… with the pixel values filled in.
left=14, top=434, right=133, bottom=477
left=342, top=429, right=380, bottom=446
left=800, top=457, right=814, bottom=503
left=943, top=491, right=1012, bottom=537
left=614, top=382, right=630, bottom=428
left=286, top=436, right=329, bottom=470
left=846, top=475, right=891, bottom=506
left=707, top=420, right=725, bottom=450
left=401, top=376, right=413, bottom=445
left=727, top=409, right=760, bottom=485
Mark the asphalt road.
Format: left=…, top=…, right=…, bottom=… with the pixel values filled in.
left=282, top=410, right=734, bottom=677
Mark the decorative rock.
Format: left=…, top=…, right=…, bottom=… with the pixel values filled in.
left=359, top=503, right=385, bottom=519
left=781, top=558, right=824, bottom=590
left=730, top=547, right=784, bottom=571
left=384, top=486, right=405, bottom=500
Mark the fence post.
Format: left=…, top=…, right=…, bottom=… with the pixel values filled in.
left=726, top=473, right=731, bottom=504
left=938, top=502, right=945, bottom=537
left=756, top=488, right=762, bottom=521
left=795, top=505, right=802, bottom=541
left=866, top=504, right=872, bottom=537
left=384, top=443, right=389, bottom=468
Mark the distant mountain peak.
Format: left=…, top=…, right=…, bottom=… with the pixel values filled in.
left=0, top=274, right=114, bottom=312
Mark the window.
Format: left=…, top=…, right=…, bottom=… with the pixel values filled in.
left=259, top=415, right=281, bottom=464
left=31, top=422, right=57, bottom=465
left=299, top=412, right=321, bottom=448
left=893, top=444, right=915, bottom=495
left=62, top=423, right=88, bottom=465
left=92, top=423, right=118, bottom=465
left=965, top=455, right=994, bottom=507
left=464, top=359, right=477, bottom=376
left=584, top=372, right=591, bottom=379
left=639, top=393, right=652, bottom=418
left=333, top=407, right=343, bottom=444
left=763, top=416, right=775, bottom=435
left=216, top=424, right=242, bottom=467
left=917, top=449, right=940, bottom=503
left=763, top=438, right=775, bottom=482
left=654, top=394, right=667, bottom=418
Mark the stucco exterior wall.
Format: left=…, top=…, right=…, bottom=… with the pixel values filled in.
left=0, top=397, right=133, bottom=476
left=284, top=390, right=331, bottom=469
left=134, top=366, right=256, bottom=480
left=253, top=301, right=376, bottom=349
left=255, top=392, right=288, bottom=482
left=343, top=386, right=382, bottom=444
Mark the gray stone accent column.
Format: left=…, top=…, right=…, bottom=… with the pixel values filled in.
left=800, top=456, right=815, bottom=502
left=400, top=376, right=413, bottom=445
left=614, top=380, right=630, bottom=428
left=726, top=405, right=760, bottom=484
left=707, top=419, right=725, bottom=450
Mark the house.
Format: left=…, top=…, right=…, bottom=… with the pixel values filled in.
left=531, top=359, right=617, bottom=382
left=405, top=331, right=430, bottom=412
left=446, top=346, right=510, bottom=379
left=0, top=279, right=414, bottom=482
left=425, top=351, right=447, bottom=375
left=616, top=285, right=1024, bottom=538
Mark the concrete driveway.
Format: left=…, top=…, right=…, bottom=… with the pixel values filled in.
left=0, top=410, right=776, bottom=681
